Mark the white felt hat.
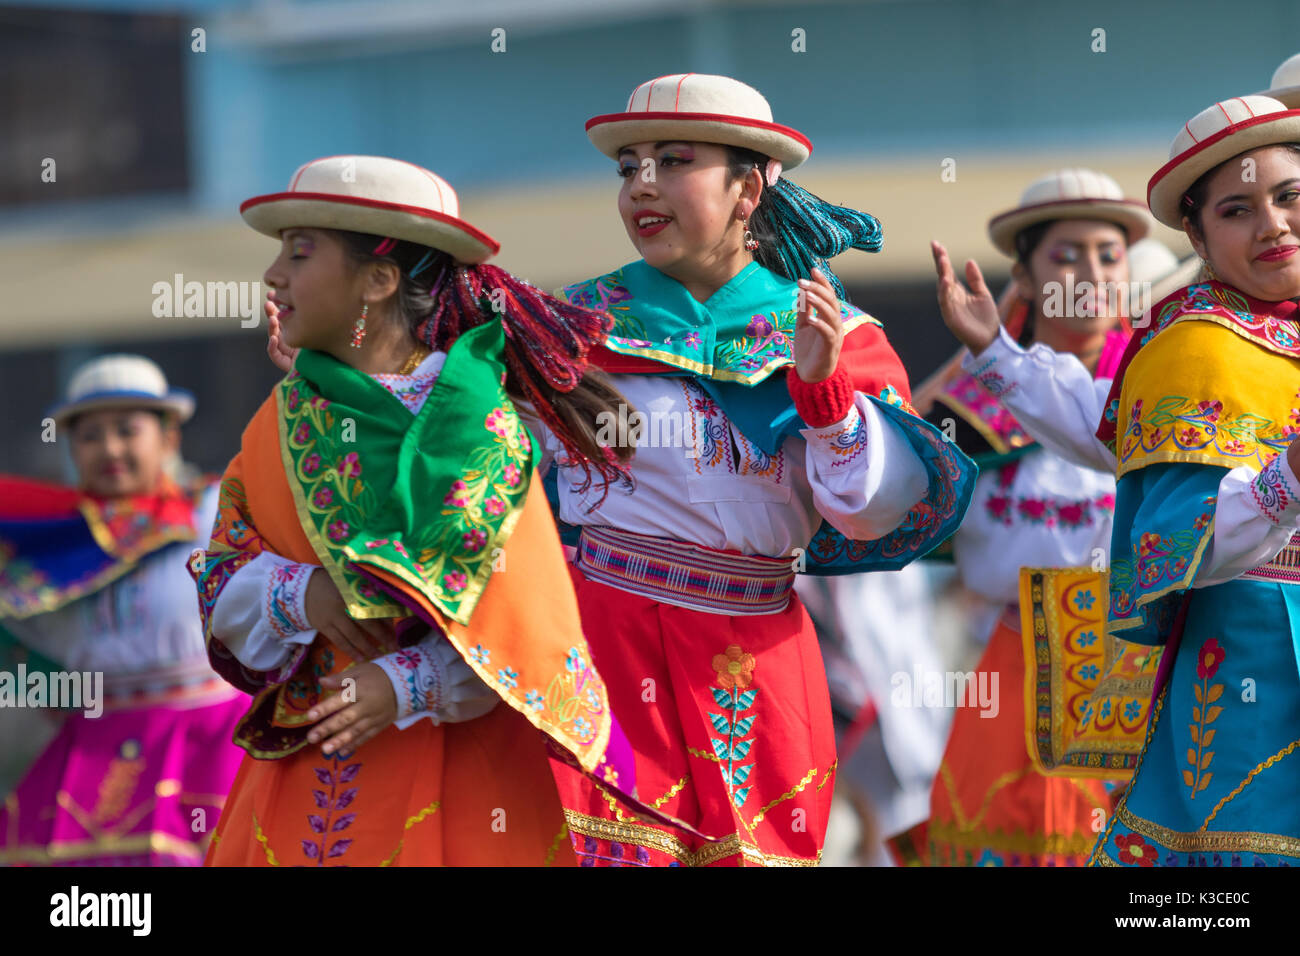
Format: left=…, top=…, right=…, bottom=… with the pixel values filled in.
left=48, top=354, right=194, bottom=427
left=986, top=168, right=1152, bottom=257
left=586, top=73, right=812, bottom=169
left=1256, top=52, right=1300, bottom=109
left=241, top=155, right=499, bottom=263
left=1148, top=96, right=1300, bottom=228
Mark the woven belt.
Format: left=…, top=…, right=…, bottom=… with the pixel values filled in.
left=1241, top=532, right=1300, bottom=585
left=576, top=525, right=796, bottom=615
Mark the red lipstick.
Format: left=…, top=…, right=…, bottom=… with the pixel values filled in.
left=633, top=209, right=672, bottom=237
left=1256, top=245, right=1299, bottom=262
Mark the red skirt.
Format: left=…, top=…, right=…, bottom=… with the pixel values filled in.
left=554, top=564, right=837, bottom=866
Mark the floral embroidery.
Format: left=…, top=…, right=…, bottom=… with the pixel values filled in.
left=560, top=264, right=882, bottom=384
left=1250, top=454, right=1296, bottom=525
left=967, top=356, right=1013, bottom=398
left=938, top=371, right=1034, bottom=454
left=485, top=645, right=603, bottom=745
left=265, top=561, right=314, bottom=641
left=468, top=644, right=490, bottom=666
left=1109, top=515, right=1210, bottom=622
left=1115, top=832, right=1155, bottom=867
left=677, top=379, right=787, bottom=481
left=708, top=645, right=758, bottom=809
left=732, top=427, right=786, bottom=481
left=304, top=755, right=360, bottom=864
left=278, top=359, right=534, bottom=626
left=982, top=460, right=1114, bottom=529
left=808, top=407, right=868, bottom=469
left=375, top=639, right=447, bottom=719
left=712, top=644, right=755, bottom=690
left=1185, top=638, right=1225, bottom=799
left=1118, top=394, right=1291, bottom=469
left=1162, top=283, right=1300, bottom=356
left=679, top=380, right=730, bottom=475
left=805, top=408, right=973, bottom=571
left=372, top=370, right=437, bottom=414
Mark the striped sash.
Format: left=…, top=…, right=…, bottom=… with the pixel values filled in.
left=1241, top=532, right=1300, bottom=585
left=576, top=525, right=796, bottom=615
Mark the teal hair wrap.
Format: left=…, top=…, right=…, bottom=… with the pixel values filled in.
left=763, top=177, right=883, bottom=300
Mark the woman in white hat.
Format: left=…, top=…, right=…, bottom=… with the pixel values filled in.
left=545, top=74, right=977, bottom=866
left=910, top=170, right=1151, bottom=866
left=1259, top=51, right=1300, bottom=108
left=0, top=355, right=249, bottom=865
left=934, top=97, right=1300, bottom=866
left=201, top=154, right=669, bottom=866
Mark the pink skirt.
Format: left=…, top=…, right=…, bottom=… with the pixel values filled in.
left=0, top=679, right=248, bottom=866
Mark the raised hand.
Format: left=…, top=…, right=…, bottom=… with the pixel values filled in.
left=265, top=291, right=299, bottom=374
left=932, top=240, right=1001, bottom=355
left=793, top=268, right=844, bottom=383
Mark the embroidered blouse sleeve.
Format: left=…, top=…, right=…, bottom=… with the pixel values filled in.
left=207, top=552, right=318, bottom=672
left=1198, top=452, right=1300, bottom=585
left=371, top=631, right=499, bottom=728
left=800, top=393, right=930, bottom=541
left=961, top=326, right=1117, bottom=473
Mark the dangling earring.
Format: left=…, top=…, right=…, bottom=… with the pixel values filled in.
left=743, top=217, right=759, bottom=252
left=1203, top=261, right=1218, bottom=282
left=350, top=303, right=369, bottom=348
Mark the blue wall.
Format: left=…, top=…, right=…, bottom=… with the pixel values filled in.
left=8, top=0, right=1300, bottom=216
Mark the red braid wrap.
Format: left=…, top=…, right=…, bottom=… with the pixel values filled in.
left=416, top=263, right=627, bottom=498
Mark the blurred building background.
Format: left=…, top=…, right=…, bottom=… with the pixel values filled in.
left=1, top=0, right=1296, bottom=480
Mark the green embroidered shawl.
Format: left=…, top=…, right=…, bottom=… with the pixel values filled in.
left=276, top=320, right=535, bottom=626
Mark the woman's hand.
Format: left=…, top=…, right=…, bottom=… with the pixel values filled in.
left=793, top=268, right=844, bottom=383
left=304, top=569, right=398, bottom=663
left=266, top=292, right=299, bottom=374
left=306, top=663, right=398, bottom=754
left=932, top=240, right=1001, bottom=355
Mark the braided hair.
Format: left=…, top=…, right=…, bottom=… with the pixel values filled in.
left=333, top=230, right=632, bottom=501
left=725, top=146, right=883, bottom=300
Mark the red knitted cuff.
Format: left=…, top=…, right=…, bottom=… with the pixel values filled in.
left=787, top=365, right=855, bottom=427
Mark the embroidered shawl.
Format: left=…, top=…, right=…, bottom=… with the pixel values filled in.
left=0, top=475, right=200, bottom=619
left=558, top=260, right=978, bottom=574
left=193, top=321, right=616, bottom=772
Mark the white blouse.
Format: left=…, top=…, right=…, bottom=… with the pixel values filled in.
left=962, top=326, right=1300, bottom=585
left=534, top=373, right=931, bottom=557
left=953, top=447, right=1115, bottom=606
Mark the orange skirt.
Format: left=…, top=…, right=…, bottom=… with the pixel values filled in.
left=922, top=609, right=1109, bottom=866
left=205, top=701, right=574, bottom=867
